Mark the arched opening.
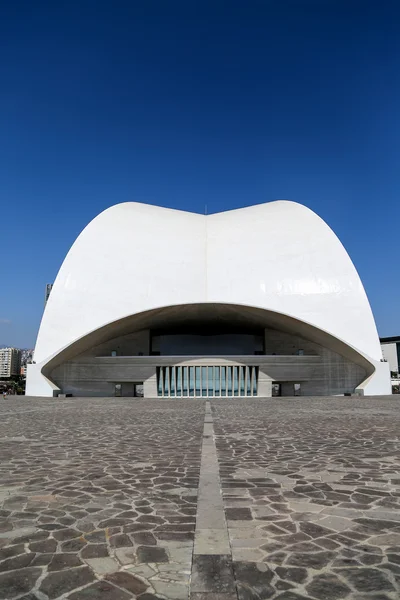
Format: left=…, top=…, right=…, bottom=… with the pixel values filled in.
left=41, top=303, right=374, bottom=398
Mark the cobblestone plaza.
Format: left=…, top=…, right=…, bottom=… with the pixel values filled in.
left=0, top=397, right=399, bottom=599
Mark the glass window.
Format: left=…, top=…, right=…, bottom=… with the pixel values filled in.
left=169, top=367, right=175, bottom=396
left=176, top=367, right=181, bottom=396
left=157, top=367, right=162, bottom=396
left=163, top=367, right=169, bottom=396
left=189, top=366, right=195, bottom=396
left=214, top=367, right=220, bottom=396
left=208, top=366, right=214, bottom=396
left=183, top=366, right=188, bottom=396
left=240, top=366, right=246, bottom=396
left=234, top=366, right=239, bottom=396
left=221, top=367, right=226, bottom=396
left=253, top=367, right=258, bottom=396
left=156, top=364, right=259, bottom=399
left=202, top=366, right=207, bottom=396
left=246, top=366, right=252, bottom=396
left=227, top=366, right=232, bottom=396
left=195, top=366, right=201, bottom=396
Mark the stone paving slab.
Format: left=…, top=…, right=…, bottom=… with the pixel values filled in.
left=212, top=396, right=400, bottom=599
left=0, top=396, right=400, bottom=600
left=0, top=398, right=205, bottom=600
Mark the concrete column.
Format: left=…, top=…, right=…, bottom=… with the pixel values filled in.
left=258, top=369, right=272, bottom=397
left=143, top=373, right=157, bottom=398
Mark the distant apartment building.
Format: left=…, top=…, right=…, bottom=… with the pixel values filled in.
left=21, top=349, right=34, bottom=365
left=0, top=348, right=21, bottom=378
left=19, top=349, right=34, bottom=378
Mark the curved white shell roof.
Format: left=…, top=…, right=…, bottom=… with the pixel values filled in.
left=34, top=200, right=382, bottom=367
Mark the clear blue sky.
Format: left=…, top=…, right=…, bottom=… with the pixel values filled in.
left=1, top=0, right=399, bottom=348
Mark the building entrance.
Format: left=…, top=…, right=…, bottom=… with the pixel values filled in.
left=156, top=365, right=259, bottom=397
left=272, top=383, right=281, bottom=397
left=114, top=382, right=144, bottom=397
left=134, top=383, right=144, bottom=397
left=277, top=382, right=302, bottom=397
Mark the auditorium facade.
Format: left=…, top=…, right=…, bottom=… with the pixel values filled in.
left=26, top=201, right=390, bottom=398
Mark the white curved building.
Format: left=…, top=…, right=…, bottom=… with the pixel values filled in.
left=26, top=201, right=390, bottom=398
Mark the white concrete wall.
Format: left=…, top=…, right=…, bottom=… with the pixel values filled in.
left=206, top=202, right=382, bottom=362
left=26, top=363, right=60, bottom=397
left=356, top=361, right=391, bottom=395
left=33, top=204, right=206, bottom=365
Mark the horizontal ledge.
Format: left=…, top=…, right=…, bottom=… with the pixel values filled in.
left=95, top=354, right=320, bottom=359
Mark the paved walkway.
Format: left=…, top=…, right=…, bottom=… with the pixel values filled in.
left=0, top=397, right=399, bottom=599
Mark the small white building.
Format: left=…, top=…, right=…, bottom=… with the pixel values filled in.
left=380, top=337, right=400, bottom=392
left=380, top=337, right=400, bottom=374
left=27, top=201, right=390, bottom=398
